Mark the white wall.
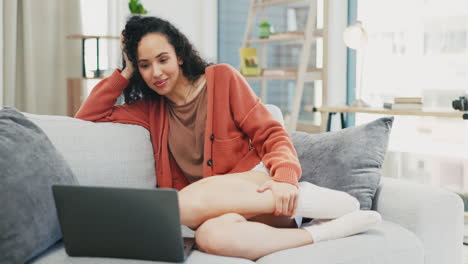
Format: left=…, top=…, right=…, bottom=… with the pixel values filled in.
left=142, top=0, right=218, bottom=62
left=324, top=0, right=348, bottom=130
left=0, top=0, right=3, bottom=108
left=326, top=0, right=348, bottom=106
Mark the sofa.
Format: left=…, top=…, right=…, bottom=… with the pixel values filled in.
left=21, top=105, right=463, bottom=264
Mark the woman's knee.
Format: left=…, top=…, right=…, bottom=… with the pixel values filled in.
left=178, top=189, right=207, bottom=229
left=195, top=213, right=247, bottom=255
left=179, top=177, right=244, bottom=227
left=178, top=174, right=264, bottom=228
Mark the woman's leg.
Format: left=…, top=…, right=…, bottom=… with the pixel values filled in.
left=195, top=210, right=382, bottom=260
left=194, top=213, right=314, bottom=261
left=248, top=213, right=297, bottom=228
left=178, top=170, right=359, bottom=229
left=178, top=171, right=277, bottom=229
left=183, top=172, right=381, bottom=260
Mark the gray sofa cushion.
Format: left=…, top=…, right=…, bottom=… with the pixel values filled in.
left=0, top=107, right=78, bottom=263
left=291, top=117, right=393, bottom=210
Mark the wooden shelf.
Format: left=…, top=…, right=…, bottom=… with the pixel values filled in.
left=305, top=105, right=468, bottom=119
left=243, top=68, right=322, bottom=82
left=283, top=118, right=321, bottom=133
left=253, top=0, right=308, bottom=8
left=246, top=30, right=323, bottom=44
left=67, top=35, right=119, bottom=40
left=295, top=122, right=321, bottom=133
left=83, top=77, right=105, bottom=80
left=83, top=77, right=106, bottom=80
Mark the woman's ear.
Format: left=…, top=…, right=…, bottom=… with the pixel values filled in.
left=178, top=58, right=183, bottom=66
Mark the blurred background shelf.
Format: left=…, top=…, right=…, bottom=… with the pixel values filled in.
left=242, top=0, right=328, bottom=132
left=66, top=35, right=119, bottom=116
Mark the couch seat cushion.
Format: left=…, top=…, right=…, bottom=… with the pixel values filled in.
left=30, top=243, right=255, bottom=264
left=257, top=220, right=424, bottom=264
left=32, top=221, right=423, bottom=264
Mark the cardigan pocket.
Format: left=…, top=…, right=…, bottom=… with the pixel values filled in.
left=212, top=135, right=249, bottom=175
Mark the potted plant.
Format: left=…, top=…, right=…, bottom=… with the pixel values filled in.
left=258, top=21, right=272, bottom=38
left=128, top=0, right=148, bottom=14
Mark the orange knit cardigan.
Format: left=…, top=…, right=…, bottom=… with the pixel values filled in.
left=75, top=64, right=301, bottom=190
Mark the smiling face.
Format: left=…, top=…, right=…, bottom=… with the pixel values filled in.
left=137, top=33, right=184, bottom=98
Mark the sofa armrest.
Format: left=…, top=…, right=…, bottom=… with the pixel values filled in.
left=372, top=177, right=464, bottom=264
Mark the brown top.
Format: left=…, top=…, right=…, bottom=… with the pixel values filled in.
left=166, top=79, right=208, bottom=183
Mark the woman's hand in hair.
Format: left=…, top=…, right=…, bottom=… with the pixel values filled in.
left=120, top=33, right=134, bottom=80
left=257, top=180, right=299, bottom=217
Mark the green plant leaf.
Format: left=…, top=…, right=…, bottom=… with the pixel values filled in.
left=259, top=20, right=271, bottom=27
left=128, top=0, right=148, bottom=14
left=137, top=4, right=144, bottom=13
left=129, top=0, right=137, bottom=13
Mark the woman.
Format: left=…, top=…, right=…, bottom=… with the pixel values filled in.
left=75, top=16, right=381, bottom=260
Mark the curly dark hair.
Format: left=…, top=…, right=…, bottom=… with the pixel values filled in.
left=121, top=16, right=212, bottom=104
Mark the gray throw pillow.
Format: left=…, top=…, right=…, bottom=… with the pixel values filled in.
left=292, top=117, right=393, bottom=210
left=0, top=107, right=78, bottom=263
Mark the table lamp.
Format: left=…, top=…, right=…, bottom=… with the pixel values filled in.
left=343, top=21, right=369, bottom=107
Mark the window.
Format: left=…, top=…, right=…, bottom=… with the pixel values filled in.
left=80, top=0, right=123, bottom=99
left=80, top=0, right=112, bottom=77
left=356, top=0, right=468, bottom=192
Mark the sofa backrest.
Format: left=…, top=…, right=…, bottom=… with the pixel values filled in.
left=24, top=113, right=156, bottom=189
left=24, top=104, right=283, bottom=189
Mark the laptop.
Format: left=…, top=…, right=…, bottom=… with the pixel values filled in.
left=52, top=185, right=194, bottom=262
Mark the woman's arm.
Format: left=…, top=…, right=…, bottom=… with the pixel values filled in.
left=75, top=34, right=149, bottom=129
left=225, top=65, right=301, bottom=186
left=74, top=69, right=150, bottom=129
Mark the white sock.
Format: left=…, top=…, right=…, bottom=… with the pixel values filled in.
left=294, top=181, right=360, bottom=219
left=302, top=210, right=382, bottom=242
